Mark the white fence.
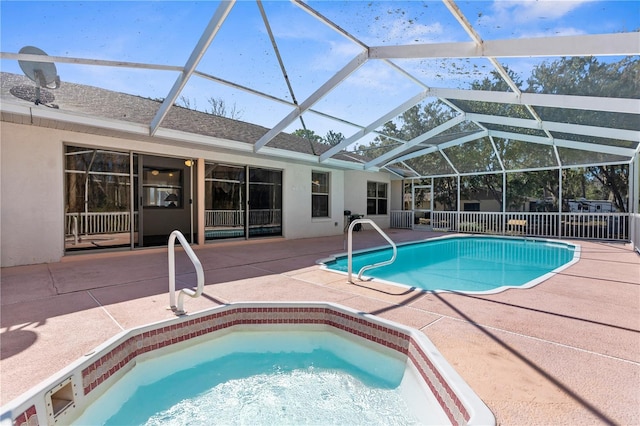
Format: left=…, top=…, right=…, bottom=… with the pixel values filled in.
left=205, top=210, right=244, bottom=227
left=65, top=209, right=635, bottom=245
left=205, top=209, right=282, bottom=227
left=390, top=210, right=414, bottom=229
left=66, top=212, right=136, bottom=236
left=66, top=209, right=283, bottom=236
left=391, top=210, right=631, bottom=242
left=249, top=209, right=281, bottom=226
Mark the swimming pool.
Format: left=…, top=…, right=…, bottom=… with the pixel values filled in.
left=321, top=236, right=579, bottom=294
left=2, top=302, right=495, bottom=426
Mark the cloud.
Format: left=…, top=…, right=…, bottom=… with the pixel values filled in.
left=491, top=0, right=594, bottom=22
left=308, top=40, right=363, bottom=72
left=364, top=18, right=448, bottom=45
left=473, top=0, right=593, bottom=39
left=522, top=26, right=586, bottom=38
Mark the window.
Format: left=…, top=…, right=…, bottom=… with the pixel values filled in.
left=312, top=171, right=329, bottom=217
left=464, top=202, right=480, bottom=211
left=143, top=168, right=182, bottom=208
left=367, top=182, right=388, bottom=215
left=204, top=163, right=282, bottom=240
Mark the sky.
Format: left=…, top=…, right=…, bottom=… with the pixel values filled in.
left=1, top=0, right=638, bottom=142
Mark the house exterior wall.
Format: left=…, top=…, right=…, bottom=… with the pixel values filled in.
left=343, top=170, right=391, bottom=229
left=282, top=163, right=346, bottom=238
left=1, top=123, right=65, bottom=266
left=1, top=122, right=389, bottom=267
left=390, top=180, right=404, bottom=211
left=460, top=198, right=502, bottom=212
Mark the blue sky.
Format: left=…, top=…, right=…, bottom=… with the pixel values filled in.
left=1, top=1, right=638, bottom=139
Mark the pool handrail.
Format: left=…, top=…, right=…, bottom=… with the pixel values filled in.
left=347, top=218, right=397, bottom=283
left=168, top=230, right=205, bottom=315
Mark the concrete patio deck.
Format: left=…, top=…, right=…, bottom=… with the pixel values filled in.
left=1, top=229, right=639, bottom=425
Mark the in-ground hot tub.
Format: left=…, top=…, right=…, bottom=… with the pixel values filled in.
left=2, top=302, right=494, bottom=425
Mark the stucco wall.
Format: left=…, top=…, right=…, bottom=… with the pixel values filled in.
left=282, top=164, right=345, bottom=238
left=1, top=123, right=65, bottom=266
left=343, top=170, right=391, bottom=229
left=390, top=180, right=404, bottom=211
left=1, top=122, right=390, bottom=266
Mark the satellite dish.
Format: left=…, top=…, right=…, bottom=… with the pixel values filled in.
left=18, top=46, right=60, bottom=104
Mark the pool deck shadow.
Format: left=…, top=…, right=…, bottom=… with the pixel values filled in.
left=1, top=230, right=639, bottom=425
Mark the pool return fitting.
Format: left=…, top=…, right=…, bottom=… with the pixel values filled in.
left=168, top=230, right=205, bottom=315
left=346, top=218, right=397, bottom=283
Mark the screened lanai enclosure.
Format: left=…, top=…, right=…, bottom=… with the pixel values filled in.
left=1, top=0, right=639, bottom=251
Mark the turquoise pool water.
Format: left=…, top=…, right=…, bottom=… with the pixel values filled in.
left=72, top=331, right=443, bottom=425
left=324, top=236, right=578, bottom=293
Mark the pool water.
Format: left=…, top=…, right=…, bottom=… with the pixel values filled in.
left=325, top=236, right=578, bottom=293
left=72, top=331, right=442, bottom=425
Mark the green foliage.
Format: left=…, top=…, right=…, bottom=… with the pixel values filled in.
left=291, top=129, right=347, bottom=148
left=292, top=128, right=323, bottom=143
left=433, top=177, right=457, bottom=211
left=324, top=130, right=345, bottom=146
left=526, top=56, right=635, bottom=212
left=586, top=165, right=629, bottom=212
left=299, top=56, right=635, bottom=212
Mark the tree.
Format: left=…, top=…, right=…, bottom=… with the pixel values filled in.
left=588, top=165, right=629, bottom=212
left=526, top=56, right=638, bottom=212
left=207, top=97, right=243, bottom=119
left=354, top=101, right=462, bottom=161
left=292, top=129, right=323, bottom=143
left=176, top=96, right=244, bottom=120
left=324, top=130, right=345, bottom=146
left=433, top=177, right=458, bottom=211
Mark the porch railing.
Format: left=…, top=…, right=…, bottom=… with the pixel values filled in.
left=205, top=210, right=244, bottom=227
left=65, top=209, right=283, bottom=236
left=391, top=210, right=631, bottom=242
left=65, top=209, right=635, bottom=244
left=390, top=210, right=413, bottom=229
left=205, top=209, right=282, bottom=227
left=65, top=212, right=137, bottom=236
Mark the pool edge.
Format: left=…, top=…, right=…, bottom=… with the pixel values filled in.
left=1, top=302, right=495, bottom=426
left=318, top=234, right=581, bottom=295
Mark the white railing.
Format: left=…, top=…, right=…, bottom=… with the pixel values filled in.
left=561, top=213, right=626, bottom=240
left=65, top=212, right=136, bottom=235
left=168, top=230, right=204, bottom=316
left=391, top=210, right=630, bottom=242
left=347, top=218, right=397, bottom=283
left=205, top=209, right=282, bottom=227
left=249, top=209, right=281, bottom=226
left=66, top=209, right=283, bottom=234
left=390, top=210, right=413, bottom=229
left=431, top=211, right=457, bottom=232
left=205, top=210, right=244, bottom=227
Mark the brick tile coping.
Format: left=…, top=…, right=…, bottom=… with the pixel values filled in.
left=5, top=302, right=494, bottom=426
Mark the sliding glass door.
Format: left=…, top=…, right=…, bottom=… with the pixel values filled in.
left=204, top=164, right=246, bottom=239
left=64, top=146, right=134, bottom=251
left=64, top=146, right=196, bottom=252
left=248, top=167, right=282, bottom=238
left=205, top=163, right=282, bottom=240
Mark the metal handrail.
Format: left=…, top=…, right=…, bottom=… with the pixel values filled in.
left=347, top=219, right=397, bottom=283
left=168, top=230, right=204, bottom=315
